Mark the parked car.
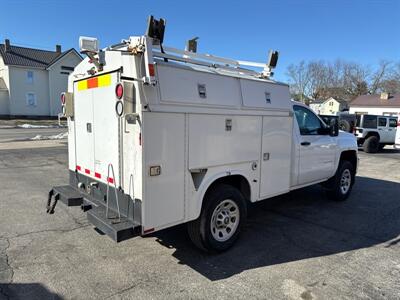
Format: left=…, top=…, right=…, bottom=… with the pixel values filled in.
left=354, top=114, right=398, bottom=153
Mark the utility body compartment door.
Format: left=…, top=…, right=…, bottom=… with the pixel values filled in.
left=142, top=112, right=185, bottom=230
left=259, top=116, right=293, bottom=198
left=74, top=72, right=121, bottom=186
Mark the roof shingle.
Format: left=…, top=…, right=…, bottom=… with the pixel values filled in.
left=350, top=94, right=400, bottom=108
left=0, top=44, right=63, bottom=69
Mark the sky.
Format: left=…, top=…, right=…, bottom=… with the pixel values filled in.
left=0, top=0, right=399, bottom=81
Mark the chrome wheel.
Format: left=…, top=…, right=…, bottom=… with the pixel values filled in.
left=210, top=199, right=240, bottom=242
left=340, top=169, right=351, bottom=194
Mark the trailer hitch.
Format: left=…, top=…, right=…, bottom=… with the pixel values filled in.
left=46, top=189, right=60, bottom=214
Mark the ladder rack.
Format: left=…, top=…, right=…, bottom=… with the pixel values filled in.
left=151, top=44, right=272, bottom=79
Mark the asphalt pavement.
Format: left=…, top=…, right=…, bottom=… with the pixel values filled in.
left=0, top=142, right=399, bottom=299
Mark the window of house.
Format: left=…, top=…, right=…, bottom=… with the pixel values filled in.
left=26, top=71, right=34, bottom=84
left=26, top=93, right=37, bottom=107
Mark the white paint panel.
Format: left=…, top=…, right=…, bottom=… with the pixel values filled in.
left=188, top=114, right=262, bottom=169
left=157, top=64, right=241, bottom=107
left=92, top=72, right=120, bottom=186
left=74, top=87, right=94, bottom=173
left=240, top=79, right=291, bottom=110
left=259, top=116, right=292, bottom=198
left=143, top=112, right=185, bottom=229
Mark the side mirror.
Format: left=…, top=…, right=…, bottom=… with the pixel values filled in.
left=329, top=119, right=339, bottom=137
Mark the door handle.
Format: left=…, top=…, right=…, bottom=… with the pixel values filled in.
left=301, top=141, right=311, bottom=146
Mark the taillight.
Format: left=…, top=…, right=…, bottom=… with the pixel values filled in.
left=115, top=83, right=123, bottom=99
left=61, top=93, right=66, bottom=105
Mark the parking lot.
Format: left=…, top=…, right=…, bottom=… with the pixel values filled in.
left=0, top=139, right=399, bottom=300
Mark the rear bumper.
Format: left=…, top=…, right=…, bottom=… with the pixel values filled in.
left=47, top=170, right=142, bottom=242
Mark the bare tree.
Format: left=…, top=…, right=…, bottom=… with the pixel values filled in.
left=286, top=61, right=310, bottom=104
left=286, top=59, right=400, bottom=104
left=369, top=60, right=392, bottom=94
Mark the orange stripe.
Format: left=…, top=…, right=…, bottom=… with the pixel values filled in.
left=87, top=77, right=98, bottom=89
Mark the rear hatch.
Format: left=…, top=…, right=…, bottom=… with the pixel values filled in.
left=74, top=71, right=122, bottom=186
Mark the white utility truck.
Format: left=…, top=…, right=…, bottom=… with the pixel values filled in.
left=48, top=17, right=358, bottom=252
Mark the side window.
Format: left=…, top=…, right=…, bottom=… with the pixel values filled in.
left=389, top=118, right=398, bottom=128
left=26, top=71, right=34, bottom=84
left=293, top=105, right=323, bottom=135
left=378, top=118, right=387, bottom=127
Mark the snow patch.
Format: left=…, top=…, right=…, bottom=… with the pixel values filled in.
left=18, top=124, right=65, bottom=129
left=30, top=132, right=68, bottom=140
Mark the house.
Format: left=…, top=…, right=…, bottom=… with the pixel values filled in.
left=309, top=99, right=325, bottom=114
left=349, top=93, right=400, bottom=117
left=0, top=39, right=82, bottom=117
left=309, top=97, right=349, bottom=115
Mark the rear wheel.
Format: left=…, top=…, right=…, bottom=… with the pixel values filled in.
left=325, top=160, right=355, bottom=201
left=187, top=184, right=247, bottom=252
left=363, top=135, right=379, bottom=153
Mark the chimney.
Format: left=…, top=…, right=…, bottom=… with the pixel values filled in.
left=380, top=92, right=390, bottom=100
left=56, top=44, right=61, bottom=54
left=4, top=39, right=10, bottom=52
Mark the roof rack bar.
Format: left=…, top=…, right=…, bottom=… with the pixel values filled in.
left=152, top=50, right=260, bottom=77
left=153, top=45, right=266, bottom=70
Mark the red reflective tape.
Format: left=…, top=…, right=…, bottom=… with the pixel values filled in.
left=85, top=169, right=90, bottom=174
left=87, top=77, right=98, bottom=89
left=94, top=172, right=101, bottom=179
left=107, top=177, right=114, bottom=184
left=148, top=64, right=155, bottom=77
left=143, top=228, right=155, bottom=234
left=76, top=165, right=81, bottom=171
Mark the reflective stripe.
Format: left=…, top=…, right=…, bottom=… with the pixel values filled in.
left=77, top=80, right=87, bottom=91
left=76, top=74, right=112, bottom=91
left=98, top=74, right=111, bottom=87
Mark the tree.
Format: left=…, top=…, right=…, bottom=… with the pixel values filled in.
left=286, top=59, right=400, bottom=104
left=286, top=61, right=310, bottom=104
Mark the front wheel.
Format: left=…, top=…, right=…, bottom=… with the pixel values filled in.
left=325, top=160, right=355, bottom=201
left=363, top=136, right=379, bottom=153
left=187, top=184, right=247, bottom=252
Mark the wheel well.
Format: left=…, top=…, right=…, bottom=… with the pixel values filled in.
left=205, top=175, right=251, bottom=203
left=365, top=132, right=380, bottom=140
left=340, top=150, right=357, bottom=170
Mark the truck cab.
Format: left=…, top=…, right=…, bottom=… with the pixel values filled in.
left=47, top=17, right=358, bottom=252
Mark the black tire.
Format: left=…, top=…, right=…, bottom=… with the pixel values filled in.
left=339, top=119, right=351, bottom=132
left=325, top=160, right=355, bottom=201
left=378, top=144, right=385, bottom=151
left=363, top=135, right=379, bottom=153
left=187, top=184, right=247, bottom=253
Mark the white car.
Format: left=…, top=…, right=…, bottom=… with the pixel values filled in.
left=354, top=115, right=398, bottom=153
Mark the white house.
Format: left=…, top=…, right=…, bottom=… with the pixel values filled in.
left=349, top=93, right=400, bottom=117
left=0, top=39, right=82, bottom=117
left=309, top=97, right=349, bottom=115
